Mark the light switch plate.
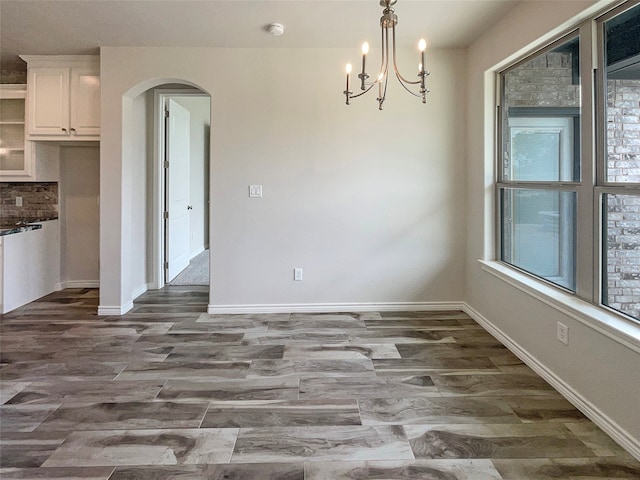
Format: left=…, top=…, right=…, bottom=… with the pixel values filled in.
left=249, top=185, right=263, bottom=198
left=15, top=196, right=22, bottom=207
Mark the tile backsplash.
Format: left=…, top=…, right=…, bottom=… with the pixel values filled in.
left=0, top=182, right=59, bottom=225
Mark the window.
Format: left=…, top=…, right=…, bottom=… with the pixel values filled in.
left=498, top=35, right=580, bottom=292
left=497, top=0, right=640, bottom=323
left=600, top=2, right=640, bottom=321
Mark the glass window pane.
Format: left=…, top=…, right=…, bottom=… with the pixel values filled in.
left=604, top=3, right=640, bottom=184
left=502, top=37, right=580, bottom=182
left=501, top=188, right=576, bottom=291
left=603, top=193, right=640, bottom=321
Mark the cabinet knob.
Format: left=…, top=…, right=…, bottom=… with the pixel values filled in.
left=61, top=128, right=67, bottom=132
left=187, top=205, right=193, bottom=210
left=70, top=128, right=76, bottom=135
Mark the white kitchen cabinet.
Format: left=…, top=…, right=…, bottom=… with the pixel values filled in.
left=20, top=55, right=100, bottom=140
left=0, top=85, right=34, bottom=179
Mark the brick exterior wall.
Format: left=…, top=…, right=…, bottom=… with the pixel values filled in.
left=504, top=49, right=640, bottom=321
left=606, top=79, right=640, bottom=321
left=0, top=182, right=58, bottom=225
left=504, top=52, right=580, bottom=109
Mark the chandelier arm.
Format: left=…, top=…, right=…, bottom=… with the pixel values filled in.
left=378, top=68, right=389, bottom=109
left=373, top=24, right=387, bottom=84
left=349, top=83, right=377, bottom=99
left=391, top=24, right=422, bottom=85
left=393, top=69, right=425, bottom=98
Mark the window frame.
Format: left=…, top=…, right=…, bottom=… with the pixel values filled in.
left=496, top=30, right=584, bottom=294
left=595, top=0, right=640, bottom=319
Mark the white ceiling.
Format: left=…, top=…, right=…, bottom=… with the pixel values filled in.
left=0, top=0, right=521, bottom=71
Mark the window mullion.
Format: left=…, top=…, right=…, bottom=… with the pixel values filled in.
left=575, top=19, right=597, bottom=304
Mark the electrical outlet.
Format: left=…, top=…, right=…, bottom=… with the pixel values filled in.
left=15, top=196, right=22, bottom=207
left=557, top=322, right=569, bottom=345
left=294, top=268, right=303, bottom=281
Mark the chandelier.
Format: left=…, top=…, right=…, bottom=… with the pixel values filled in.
left=343, top=0, right=429, bottom=110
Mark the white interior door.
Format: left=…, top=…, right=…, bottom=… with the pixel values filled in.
left=166, top=98, right=191, bottom=282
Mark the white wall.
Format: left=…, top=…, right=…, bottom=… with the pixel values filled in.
left=465, top=0, right=640, bottom=458
left=126, top=90, right=153, bottom=297
left=174, top=95, right=210, bottom=258
left=99, top=46, right=467, bottom=311
left=60, top=145, right=100, bottom=286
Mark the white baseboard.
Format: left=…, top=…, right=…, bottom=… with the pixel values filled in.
left=132, top=283, right=150, bottom=300
left=97, top=302, right=133, bottom=316
left=96, top=284, right=149, bottom=316
left=207, top=301, right=465, bottom=314
left=463, top=303, right=640, bottom=462
left=56, top=280, right=100, bottom=290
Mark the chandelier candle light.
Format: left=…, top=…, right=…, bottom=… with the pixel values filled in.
left=343, top=0, right=429, bottom=110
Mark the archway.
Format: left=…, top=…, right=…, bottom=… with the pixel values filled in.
left=121, top=79, right=211, bottom=306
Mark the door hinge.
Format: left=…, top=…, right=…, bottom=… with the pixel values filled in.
left=164, top=160, right=169, bottom=169
left=164, top=262, right=169, bottom=270
left=163, top=211, right=169, bottom=219
left=164, top=108, right=169, bottom=118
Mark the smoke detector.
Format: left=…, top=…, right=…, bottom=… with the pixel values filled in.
left=268, top=23, right=285, bottom=36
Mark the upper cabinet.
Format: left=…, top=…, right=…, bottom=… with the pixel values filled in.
left=20, top=56, right=100, bottom=141
left=0, top=85, right=32, bottom=178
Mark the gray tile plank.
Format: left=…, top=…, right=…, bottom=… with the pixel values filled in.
left=231, top=426, right=414, bottom=463
left=305, top=459, right=504, bottom=480
left=202, top=399, right=361, bottom=428
left=42, top=429, right=238, bottom=467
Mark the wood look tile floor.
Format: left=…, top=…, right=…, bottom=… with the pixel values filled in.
left=1, top=287, right=639, bottom=479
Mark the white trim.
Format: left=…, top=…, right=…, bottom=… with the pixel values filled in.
left=97, top=302, right=133, bottom=316
left=207, top=301, right=464, bottom=315
left=19, top=55, right=99, bottom=69
left=463, top=302, right=640, bottom=462
left=153, top=89, right=210, bottom=293
left=480, top=260, right=640, bottom=353
left=131, top=283, right=150, bottom=300
left=97, top=283, right=149, bottom=315
left=56, top=280, right=99, bottom=290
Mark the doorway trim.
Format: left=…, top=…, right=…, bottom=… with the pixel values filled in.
left=152, top=88, right=210, bottom=290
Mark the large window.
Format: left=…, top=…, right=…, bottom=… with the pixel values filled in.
left=497, top=0, right=640, bottom=323
left=498, top=36, right=580, bottom=292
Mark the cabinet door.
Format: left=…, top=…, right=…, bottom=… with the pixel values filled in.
left=0, top=88, right=33, bottom=179
left=27, top=68, right=70, bottom=136
left=70, top=68, right=100, bottom=137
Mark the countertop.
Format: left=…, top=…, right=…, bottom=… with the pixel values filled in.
left=0, top=223, right=44, bottom=237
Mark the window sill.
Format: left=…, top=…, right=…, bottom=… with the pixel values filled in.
left=479, top=260, right=640, bottom=353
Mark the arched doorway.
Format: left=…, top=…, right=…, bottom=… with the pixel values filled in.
left=118, top=79, right=211, bottom=310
